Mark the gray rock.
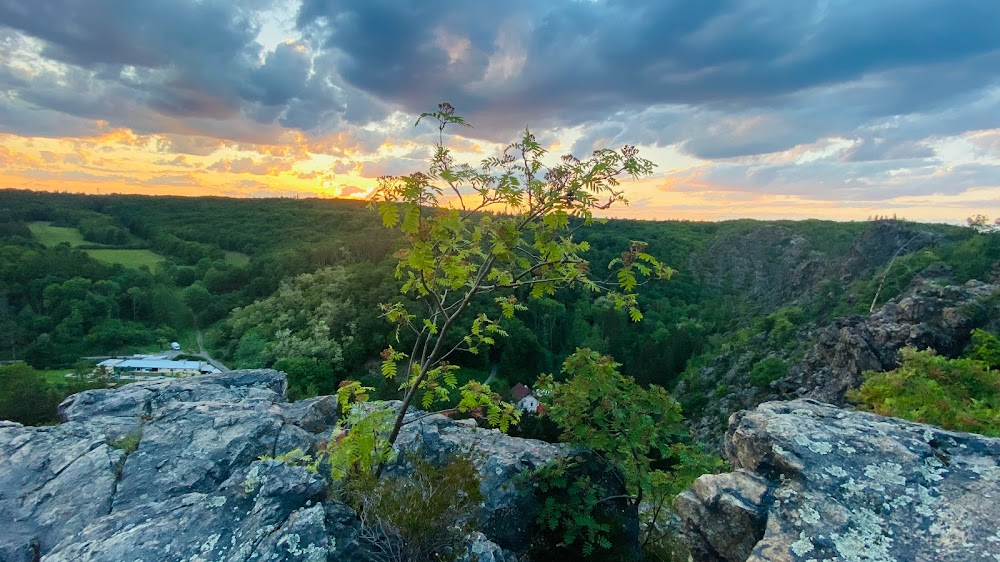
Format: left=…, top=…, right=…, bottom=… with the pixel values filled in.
left=391, top=414, right=641, bottom=559
left=680, top=278, right=1000, bottom=449
left=457, top=532, right=519, bottom=562
left=110, top=400, right=289, bottom=510
left=3, top=370, right=637, bottom=561
left=46, top=461, right=358, bottom=562
left=676, top=399, right=1000, bottom=562
left=58, top=369, right=287, bottom=440
left=281, top=395, right=340, bottom=434
left=790, top=280, right=999, bottom=404
left=391, top=414, right=567, bottom=549
left=0, top=422, right=123, bottom=562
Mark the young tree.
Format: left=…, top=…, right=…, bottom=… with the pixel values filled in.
left=370, top=103, right=673, bottom=464
left=536, top=349, right=723, bottom=556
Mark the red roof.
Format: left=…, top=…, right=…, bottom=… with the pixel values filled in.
left=511, top=383, right=532, bottom=400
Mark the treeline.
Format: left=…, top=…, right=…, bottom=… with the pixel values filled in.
left=2, top=189, right=998, bottom=411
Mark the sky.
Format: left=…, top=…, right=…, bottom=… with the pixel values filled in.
left=0, top=0, right=999, bottom=222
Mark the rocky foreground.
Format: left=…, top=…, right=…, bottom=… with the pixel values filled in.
left=676, top=400, right=1000, bottom=562
left=0, top=370, right=603, bottom=562
left=2, top=372, right=999, bottom=561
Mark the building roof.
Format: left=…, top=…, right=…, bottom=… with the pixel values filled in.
left=511, top=383, right=532, bottom=400
left=109, top=359, right=218, bottom=371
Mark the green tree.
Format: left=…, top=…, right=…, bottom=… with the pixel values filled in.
left=749, top=356, right=789, bottom=387
left=966, top=329, right=1000, bottom=369
left=181, top=283, right=213, bottom=316
left=535, top=349, right=722, bottom=556
left=272, top=357, right=336, bottom=400
left=967, top=214, right=1000, bottom=233
left=226, top=267, right=358, bottom=370
left=370, top=104, right=672, bottom=462
left=0, top=362, right=62, bottom=425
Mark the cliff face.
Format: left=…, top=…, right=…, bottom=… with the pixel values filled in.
left=675, top=400, right=1000, bottom=562
left=0, top=371, right=633, bottom=561
left=679, top=279, right=1000, bottom=449
left=689, top=220, right=939, bottom=316
left=785, top=280, right=999, bottom=404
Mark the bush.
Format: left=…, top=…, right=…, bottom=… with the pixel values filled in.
left=749, top=356, right=788, bottom=387
left=0, top=362, right=63, bottom=425
left=342, top=450, right=483, bottom=562
left=533, top=350, right=722, bottom=559
left=272, top=357, right=336, bottom=400
left=849, top=347, right=1000, bottom=436
left=966, top=329, right=1000, bottom=369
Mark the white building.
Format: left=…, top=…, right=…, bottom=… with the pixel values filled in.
left=97, top=358, right=220, bottom=379
left=511, top=383, right=541, bottom=413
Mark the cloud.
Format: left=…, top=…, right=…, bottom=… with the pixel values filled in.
left=0, top=0, right=998, bottom=219
left=0, top=0, right=390, bottom=142
left=206, top=156, right=293, bottom=176
left=338, top=185, right=363, bottom=197
left=296, top=1, right=1000, bottom=127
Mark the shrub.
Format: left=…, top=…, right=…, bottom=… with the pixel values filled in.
left=849, top=347, right=1000, bottom=436
left=0, top=362, right=63, bottom=425
left=533, top=350, right=722, bottom=558
left=111, top=430, right=142, bottom=455
left=749, top=356, right=788, bottom=387
left=966, top=329, right=1000, bottom=369
left=343, top=450, right=483, bottom=562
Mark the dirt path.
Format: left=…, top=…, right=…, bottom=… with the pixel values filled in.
left=190, top=311, right=229, bottom=372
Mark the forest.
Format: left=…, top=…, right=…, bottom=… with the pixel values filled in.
left=1, top=188, right=998, bottom=420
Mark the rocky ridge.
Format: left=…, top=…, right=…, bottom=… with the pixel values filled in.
left=689, top=221, right=939, bottom=316
left=0, top=370, right=621, bottom=561
left=680, top=278, right=999, bottom=449
left=675, top=399, right=1000, bottom=562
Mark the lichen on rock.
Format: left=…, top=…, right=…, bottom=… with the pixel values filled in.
left=675, top=399, right=1000, bottom=562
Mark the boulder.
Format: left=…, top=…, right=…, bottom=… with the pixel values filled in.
left=0, top=422, right=124, bottom=562
left=457, top=532, right=520, bottom=562
left=390, top=413, right=640, bottom=559
left=45, top=461, right=358, bottom=562
left=58, top=369, right=288, bottom=441
left=680, top=278, right=1000, bottom=449
left=676, top=399, right=1000, bottom=562
left=1, top=370, right=632, bottom=561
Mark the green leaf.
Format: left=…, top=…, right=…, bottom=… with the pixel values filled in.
left=378, top=203, right=399, bottom=228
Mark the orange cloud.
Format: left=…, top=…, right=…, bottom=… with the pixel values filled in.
left=0, top=145, right=42, bottom=167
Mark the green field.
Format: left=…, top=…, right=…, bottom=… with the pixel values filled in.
left=37, top=368, right=77, bottom=385
left=28, top=222, right=87, bottom=246
left=224, top=251, right=251, bottom=266
left=85, top=249, right=168, bottom=269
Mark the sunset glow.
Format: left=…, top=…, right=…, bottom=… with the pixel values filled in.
left=0, top=1, right=998, bottom=222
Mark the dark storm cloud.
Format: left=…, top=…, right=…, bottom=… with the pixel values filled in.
left=297, top=0, right=1000, bottom=152
left=1, top=0, right=999, bottom=173
left=0, top=0, right=390, bottom=140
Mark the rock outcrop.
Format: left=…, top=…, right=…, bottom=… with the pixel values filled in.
left=1, top=370, right=630, bottom=561
left=2, top=370, right=357, bottom=562
left=690, top=220, right=939, bottom=317
left=676, top=400, right=1000, bottom=562
left=786, top=279, right=999, bottom=404
left=680, top=278, right=999, bottom=449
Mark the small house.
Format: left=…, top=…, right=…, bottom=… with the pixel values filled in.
left=511, top=383, right=540, bottom=414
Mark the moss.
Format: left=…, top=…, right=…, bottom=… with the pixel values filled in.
left=110, top=430, right=141, bottom=456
